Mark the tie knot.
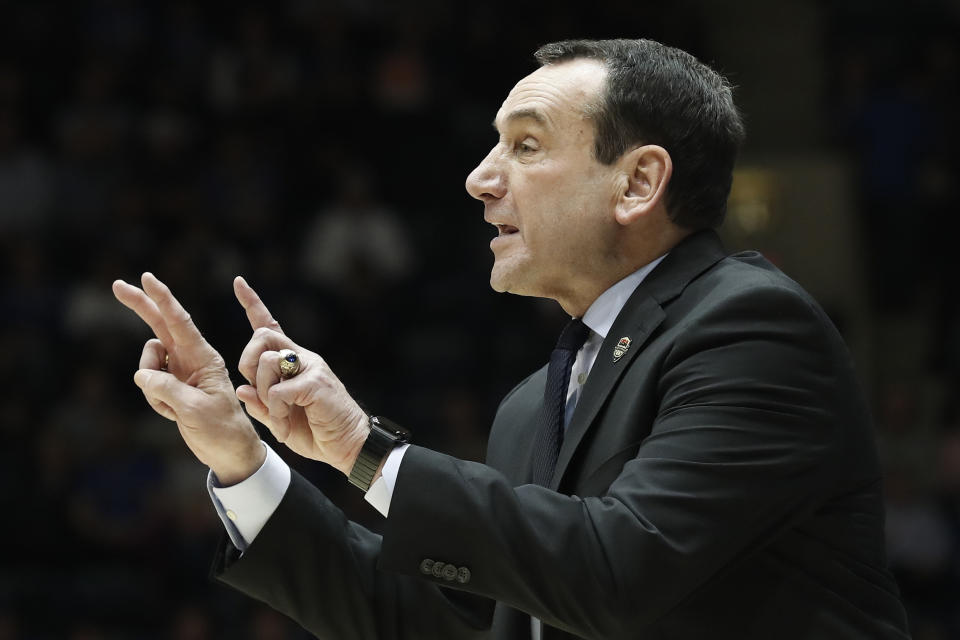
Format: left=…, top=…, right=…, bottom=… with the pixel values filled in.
left=556, top=318, right=591, bottom=352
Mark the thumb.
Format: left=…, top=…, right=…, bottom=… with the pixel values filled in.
left=237, top=385, right=269, bottom=424
left=134, top=367, right=163, bottom=390
left=134, top=368, right=195, bottom=411
left=133, top=369, right=182, bottom=422
left=237, top=385, right=288, bottom=442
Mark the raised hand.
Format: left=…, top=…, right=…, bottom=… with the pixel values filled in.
left=113, top=273, right=265, bottom=485
left=232, top=276, right=369, bottom=477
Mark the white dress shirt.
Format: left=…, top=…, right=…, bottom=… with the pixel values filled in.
left=208, top=254, right=667, bottom=634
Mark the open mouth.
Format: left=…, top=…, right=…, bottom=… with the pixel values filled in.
left=496, top=224, right=519, bottom=236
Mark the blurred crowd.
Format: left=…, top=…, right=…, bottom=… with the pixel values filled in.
left=827, top=6, right=960, bottom=638
left=0, top=0, right=958, bottom=638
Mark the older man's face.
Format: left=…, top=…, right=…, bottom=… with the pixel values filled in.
left=466, top=58, right=622, bottom=308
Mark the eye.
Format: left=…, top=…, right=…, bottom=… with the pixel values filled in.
left=514, top=138, right=539, bottom=156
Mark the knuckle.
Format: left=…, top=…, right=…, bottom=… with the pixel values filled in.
left=179, top=397, right=201, bottom=418
left=170, top=310, right=192, bottom=327
left=266, top=386, right=291, bottom=409
left=258, top=350, right=273, bottom=365
left=238, top=363, right=255, bottom=380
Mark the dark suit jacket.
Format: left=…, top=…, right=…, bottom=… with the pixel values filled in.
left=214, top=230, right=911, bottom=639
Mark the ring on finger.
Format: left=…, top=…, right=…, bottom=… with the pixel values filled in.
left=278, top=349, right=301, bottom=379
left=161, top=353, right=170, bottom=371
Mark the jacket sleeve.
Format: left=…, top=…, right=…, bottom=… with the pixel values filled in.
left=212, top=468, right=496, bottom=640
left=376, top=284, right=852, bottom=639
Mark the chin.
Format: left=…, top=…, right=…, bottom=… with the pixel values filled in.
left=489, top=260, right=513, bottom=293
left=489, top=257, right=542, bottom=297
left=489, top=272, right=511, bottom=293
left=490, top=273, right=538, bottom=298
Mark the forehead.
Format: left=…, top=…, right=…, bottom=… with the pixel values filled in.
left=495, top=58, right=606, bottom=131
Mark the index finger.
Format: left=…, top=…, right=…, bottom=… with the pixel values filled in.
left=234, top=276, right=285, bottom=334
left=141, top=272, right=206, bottom=347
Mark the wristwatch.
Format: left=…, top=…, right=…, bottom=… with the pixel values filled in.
left=348, top=415, right=411, bottom=492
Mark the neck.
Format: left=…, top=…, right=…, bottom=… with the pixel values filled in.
left=555, top=223, right=691, bottom=317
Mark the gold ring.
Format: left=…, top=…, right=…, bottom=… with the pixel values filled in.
left=161, top=353, right=170, bottom=371
left=278, top=349, right=301, bottom=379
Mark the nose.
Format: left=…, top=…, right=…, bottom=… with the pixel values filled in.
left=465, top=146, right=506, bottom=202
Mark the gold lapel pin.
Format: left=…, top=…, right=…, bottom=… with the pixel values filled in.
left=613, top=337, right=631, bottom=362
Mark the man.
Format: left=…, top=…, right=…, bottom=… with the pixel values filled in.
left=114, top=39, right=911, bottom=639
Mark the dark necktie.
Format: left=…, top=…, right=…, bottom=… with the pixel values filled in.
left=531, top=318, right=592, bottom=486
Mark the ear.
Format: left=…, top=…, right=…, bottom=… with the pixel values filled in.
left=614, top=145, right=672, bottom=226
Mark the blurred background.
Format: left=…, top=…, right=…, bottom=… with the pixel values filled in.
left=1, top=0, right=958, bottom=637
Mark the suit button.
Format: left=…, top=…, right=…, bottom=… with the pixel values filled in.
left=457, top=567, right=471, bottom=584
left=432, top=561, right=445, bottom=578
left=419, top=559, right=434, bottom=575
left=441, top=564, right=457, bottom=581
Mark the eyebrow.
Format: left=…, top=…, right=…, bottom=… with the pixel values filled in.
left=492, top=107, right=549, bottom=131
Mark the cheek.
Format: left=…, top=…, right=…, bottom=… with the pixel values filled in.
left=511, top=161, right=613, bottom=244
left=513, top=166, right=570, bottom=219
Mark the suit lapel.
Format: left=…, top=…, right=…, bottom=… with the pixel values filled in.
left=549, top=297, right=664, bottom=489
left=549, top=230, right=728, bottom=489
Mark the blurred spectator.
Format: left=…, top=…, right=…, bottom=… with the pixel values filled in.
left=299, top=166, right=414, bottom=299
left=0, top=610, right=17, bottom=640
left=169, top=604, right=213, bottom=640
left=0, top=106, right=55, bottom=232
left=68, top=410, right=166, bottom=556
left=53, top=57, right=130, bottom=229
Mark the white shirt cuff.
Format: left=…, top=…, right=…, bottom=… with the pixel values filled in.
left=363, top=443, right=409, bottom=517
left=207, top=442, right=291, bottom=551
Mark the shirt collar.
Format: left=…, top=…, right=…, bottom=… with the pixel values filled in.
left=580, top=253, right=668, bottom=339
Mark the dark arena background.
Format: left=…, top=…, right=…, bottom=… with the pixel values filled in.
left=1, top=0, right=959, bottom=637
